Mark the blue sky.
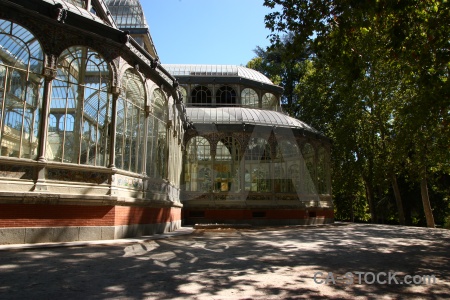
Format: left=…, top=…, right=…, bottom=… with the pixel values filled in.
left=143, top=0, right=274, bottom=66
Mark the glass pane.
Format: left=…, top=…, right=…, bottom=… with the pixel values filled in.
left=123, top=101, right=133, bottom=171
left=152, top=88, right=166, bottom=120
left=146, top=116, right=155, bottom=176
left=145, top=88, right=167, bottom=179
left=302, top=143, right=316, bottom=194
left=115, top=99, right=125, bottom=169
left=244, top=138, right=271, bottom=192
left=137, top=110, right=145, bottom=173
left=214, top=141, right=232, bottom=191
left=241, top=88, right=258, bottom=108
left=0, top=21, right=43, bottom=73
left=49, top=46, right=111, bottom=166
left=185, top=136, right=211, bottom=192
left=191, top=85, right=211, bottom=106
left=216, top=86, right=236, bottom=107
left=0, top=65, right=42, bottom=159
left=0, top=65, right=4, bottom=123
left=276, top=140, right=301, bottom=193
left=289, top=164, right=301, bottom=193
left=262, top=93, right=277, bottom=110
left=106, top=0, right=148, bottom=29
left=156, top=120, right=166, bottom=178
left=116, top=69, right=145, bottom=173
left=0, top=20, right=11, bottom=33
left=65, top=0, right=86, bottom=9
left=22, top=78, right=42, bottom=159
left=317, top=147, right=329, bottom=194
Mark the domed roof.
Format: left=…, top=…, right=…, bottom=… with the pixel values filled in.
left=163, top=64, right=274, bottom=85
left=186, top=107, right=320, bottom=133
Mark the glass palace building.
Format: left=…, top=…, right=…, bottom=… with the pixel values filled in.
left=0, top=0, right=332, bottom=244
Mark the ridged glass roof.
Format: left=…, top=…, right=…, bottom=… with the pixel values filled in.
left=163, top=64, right=274, bottom=85
left=106, top=0, right=148, bottom=29
left=186, top=107, right=319, bottom=133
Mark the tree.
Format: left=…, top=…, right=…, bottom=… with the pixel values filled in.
left=260, top=0, right=450, bottom=227
left=247, top=34, right=311, bottom=112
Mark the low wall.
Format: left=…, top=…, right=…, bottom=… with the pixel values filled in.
left=0, top=204, right=181, bottom=244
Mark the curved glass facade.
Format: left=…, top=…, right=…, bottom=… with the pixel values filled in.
left=48, top=46, right=111, bottom=165
left=0, top=20, right=43, bottom=159
left=171, top=61, right=333, bottom=225
left=0, top=17, right=180, bottom=199
left=147, top=88, right=168, bottom=179
left=115, top=69, right=145, bottom=172
left=106, top=0, right=158, bottom=57
left=185, top=136, right=211, bottom=192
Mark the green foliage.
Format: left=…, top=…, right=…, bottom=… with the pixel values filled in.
left=255, top=0, right=450, bottom=226
left=246, top=34, right=314, bottom=112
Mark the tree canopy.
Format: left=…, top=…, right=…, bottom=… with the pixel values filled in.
left=252, top=0, right=450, bottom=227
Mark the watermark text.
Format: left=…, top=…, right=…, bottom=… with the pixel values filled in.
left=313, top=271, right=437, bottom=285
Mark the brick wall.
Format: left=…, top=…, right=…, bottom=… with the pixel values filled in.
left=0, top=204, right=181, bottom=228
left=114, top=206, right=181, bottom=225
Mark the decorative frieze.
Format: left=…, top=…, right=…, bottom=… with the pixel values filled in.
left=146, top=178, right=165, bottom=193
left=114, top=174, right=143, bottom=189
left=0, top=165, right=34, bottom=180
left=47, top=168, right=109, bottom=184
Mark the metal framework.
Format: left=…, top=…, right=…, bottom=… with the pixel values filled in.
left=106, top=0, right=158, bottom=58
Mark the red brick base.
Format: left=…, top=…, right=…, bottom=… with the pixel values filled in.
left=0, top=204, right=181, bottom=228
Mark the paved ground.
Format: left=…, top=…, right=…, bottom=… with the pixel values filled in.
left=0, top=223, right=449, bottom=299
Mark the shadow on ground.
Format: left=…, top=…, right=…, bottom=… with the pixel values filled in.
left=0, top=223, right=449, bottom=299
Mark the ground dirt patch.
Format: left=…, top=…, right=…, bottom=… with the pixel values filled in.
left=0, top=223, right=448, bottom=299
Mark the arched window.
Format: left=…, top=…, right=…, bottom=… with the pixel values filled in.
left=275, top=140, right=301, bottom=193
left=262, top=93, right=277, bottom=110
left=216, top=86, right=236, bottom=106
left=214, top=137, right=240, bottom=192
left=59, top=114, right=74, bottom=132
left=0, top=19, right=43, bottom=159
left=185, top=136, right=211, bottom=192
left=48, top=46, right=111, bottom=166
left=147, top=88, right=168, bottom=179
left=48, top=114, right=57, bottom=132
left=191, top=85, right=211, bottom=106
left=302, top=143, right=316, bottom=194
left=244, top=137, right=271, bottom=192
left=115, top=69, right=145, bottom=173
left=241, top=88, right=258, bottom=108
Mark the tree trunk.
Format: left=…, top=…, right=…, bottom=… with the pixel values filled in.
left=420, top=175, right=435, bottom=228
left=350, top=196, right=354, bottom=223
left=363, top=177, right=376, bottom=223
left=391, top=174, right=405, bottom=225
